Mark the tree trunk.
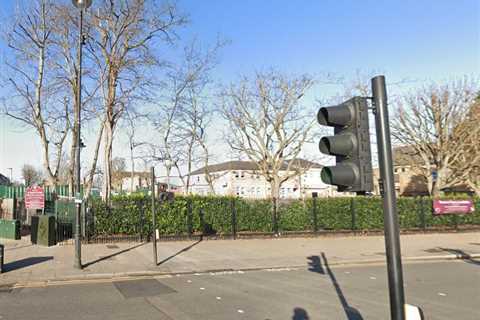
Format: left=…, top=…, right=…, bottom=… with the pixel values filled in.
left=130, top=145, right=135, bottom=193
left=102, top=122, right=113, bottom=203
left=84, top=121, right=104, bottom=198
left=68, top=89, right=79, bottom=197
left=270, top=179, right=281, bottom=235
left=68, top=124, right=77, bottom=197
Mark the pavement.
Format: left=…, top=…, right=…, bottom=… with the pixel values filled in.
left=1, top=232, right=480, bottom=287
left=0, top=260, right=479, bottom=319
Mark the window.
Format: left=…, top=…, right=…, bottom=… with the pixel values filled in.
left=240, top=171, right=245, bottom=178
left=236, top=186, right=240, bottom=195
left=234, top=171, right=239, bottom=178
left=197, top=176, right=200, bottom=182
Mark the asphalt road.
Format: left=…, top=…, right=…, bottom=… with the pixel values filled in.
left=0, top=260, right=478, bottom=320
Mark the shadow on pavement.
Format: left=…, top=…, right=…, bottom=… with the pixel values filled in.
left=83, top=242, right=148, bottom=268
left=158, top=239, right=202, bottom=266
left=292, top=307, right=310, bottom=320
left=4, top=256, right=53, bottom=272
left=438, top=247, right=480, bottom=266
left=307, top=253, right=364, bottom=320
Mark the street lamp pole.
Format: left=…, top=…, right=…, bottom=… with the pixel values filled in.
left=72, top=0, right=92, bottom=270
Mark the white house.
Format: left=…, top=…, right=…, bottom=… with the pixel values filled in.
left=188, top=159, right=339, bottom=199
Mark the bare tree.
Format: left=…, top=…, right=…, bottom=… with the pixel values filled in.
left=221, top=71, right=315, bottom=233
left=50, top=2, right=100, bottom=196
left=391, top=78, right=479, bottom=196
left=2, top=0, right=69, bottom=187
left=21, top=164, right=43, bottom=186
left=449, top=95, right=480, bottom=195
left=152, top=40, right=224, bottom=193
left=124, top=111, right=147, bottom=192
left=87, top=0, right=187, bottom=202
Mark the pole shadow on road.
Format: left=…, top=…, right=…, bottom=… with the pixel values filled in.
left=3, top=256, right=53, bottom=272
left=307, top=253, right=364, bottom=320
left=157, top=239, right=202, bottom=266
left=438, top=247, right=480, bottom=266
left=83, top=242, right=148, bottom=268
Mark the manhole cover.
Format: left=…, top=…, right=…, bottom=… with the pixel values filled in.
left=114, top=279, right=177, bottom=299
left=106, top=245, right=119, bottom=249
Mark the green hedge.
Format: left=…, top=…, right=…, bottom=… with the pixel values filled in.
left=89, top=195, right=480, bottom=236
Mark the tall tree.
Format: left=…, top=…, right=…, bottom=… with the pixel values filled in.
left=87, top=0, right=187, bottom=202
left=391, top=78, right=479, bottom=196
left=449, top=95, right=480, bottom=195
left=152, top=40, right=224, bottom=193
left=50, top=2, right=100, bottom=196
left=21, top=164, right=43, bottom=186
left=221, top=71, right=315, bottom=233
left=2, top=0, right=69, bottom=187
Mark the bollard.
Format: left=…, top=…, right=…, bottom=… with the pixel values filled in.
left=0, top=244, right=4, bottom=273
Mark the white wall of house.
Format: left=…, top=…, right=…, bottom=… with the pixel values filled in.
left=189, top=168, right=338, bottom=198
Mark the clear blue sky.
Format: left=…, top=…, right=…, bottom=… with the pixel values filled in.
left=1, top=0, right=479, bottom=181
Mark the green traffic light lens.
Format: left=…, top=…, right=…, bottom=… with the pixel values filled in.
left=321, top=168, right=333, bottom=184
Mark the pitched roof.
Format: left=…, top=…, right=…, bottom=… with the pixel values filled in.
left=189, top=159, right=322, bottom=176
left=392, top=145, right=424, bottom=166
left=0, top=173, right=10, bottom=185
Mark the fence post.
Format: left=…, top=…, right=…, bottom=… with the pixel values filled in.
left=420, top=197, right=426, bottom=231
left=231, top=198, right=237, bottom=240
left=187, top=199, right=193, bottom=238
left=350, top=198, right=356, bottom=232
left=151, top=167, right=158, bottom=266
left=199, top=207, right=205, bottom=238
left=140, top=199, right=145, bottom=242
left=312, top=193, right=318, bottom=234
left=452, top=214, right=459, bottom=231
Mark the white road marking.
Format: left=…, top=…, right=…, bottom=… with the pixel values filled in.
left=216, top=296, right=222, bottom=300
left=344, top=271, right=351, bottom=274
left=187, top=280, right=192, bottom=283
left=237, top=309, right=244, bottom=313
left=438, top=292, right=447, bottom=296
left=369, top=276, right=377, bottom=280
left=200, top=287, right=205, bottom=290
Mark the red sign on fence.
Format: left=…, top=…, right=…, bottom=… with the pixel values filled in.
left=25, top=186, right=45, bottom=209
left=433, top=199, right=475, bottom=215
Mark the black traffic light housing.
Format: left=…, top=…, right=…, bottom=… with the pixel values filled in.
left=318, top=97, right=373, bottom=193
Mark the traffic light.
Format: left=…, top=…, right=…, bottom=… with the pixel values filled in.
left=317, top=97, right=373, bottom=193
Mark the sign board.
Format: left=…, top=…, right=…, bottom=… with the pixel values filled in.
left=25, top=186, right=45, bottom=209
left=433, top=199, right=475, bottom=215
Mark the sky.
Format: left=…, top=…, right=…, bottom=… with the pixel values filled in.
left=0, top=0, right=479, bottom=182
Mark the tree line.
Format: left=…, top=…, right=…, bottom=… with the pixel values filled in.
left=2, top=0, right=479, bottom=204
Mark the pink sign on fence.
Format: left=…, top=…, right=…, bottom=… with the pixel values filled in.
left=25, top=186, right=45, bottom=209
left=432, top=199, right=474, bottom=215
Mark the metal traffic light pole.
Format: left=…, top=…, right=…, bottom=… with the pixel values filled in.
left=371, top=75, right=406, bottom=320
